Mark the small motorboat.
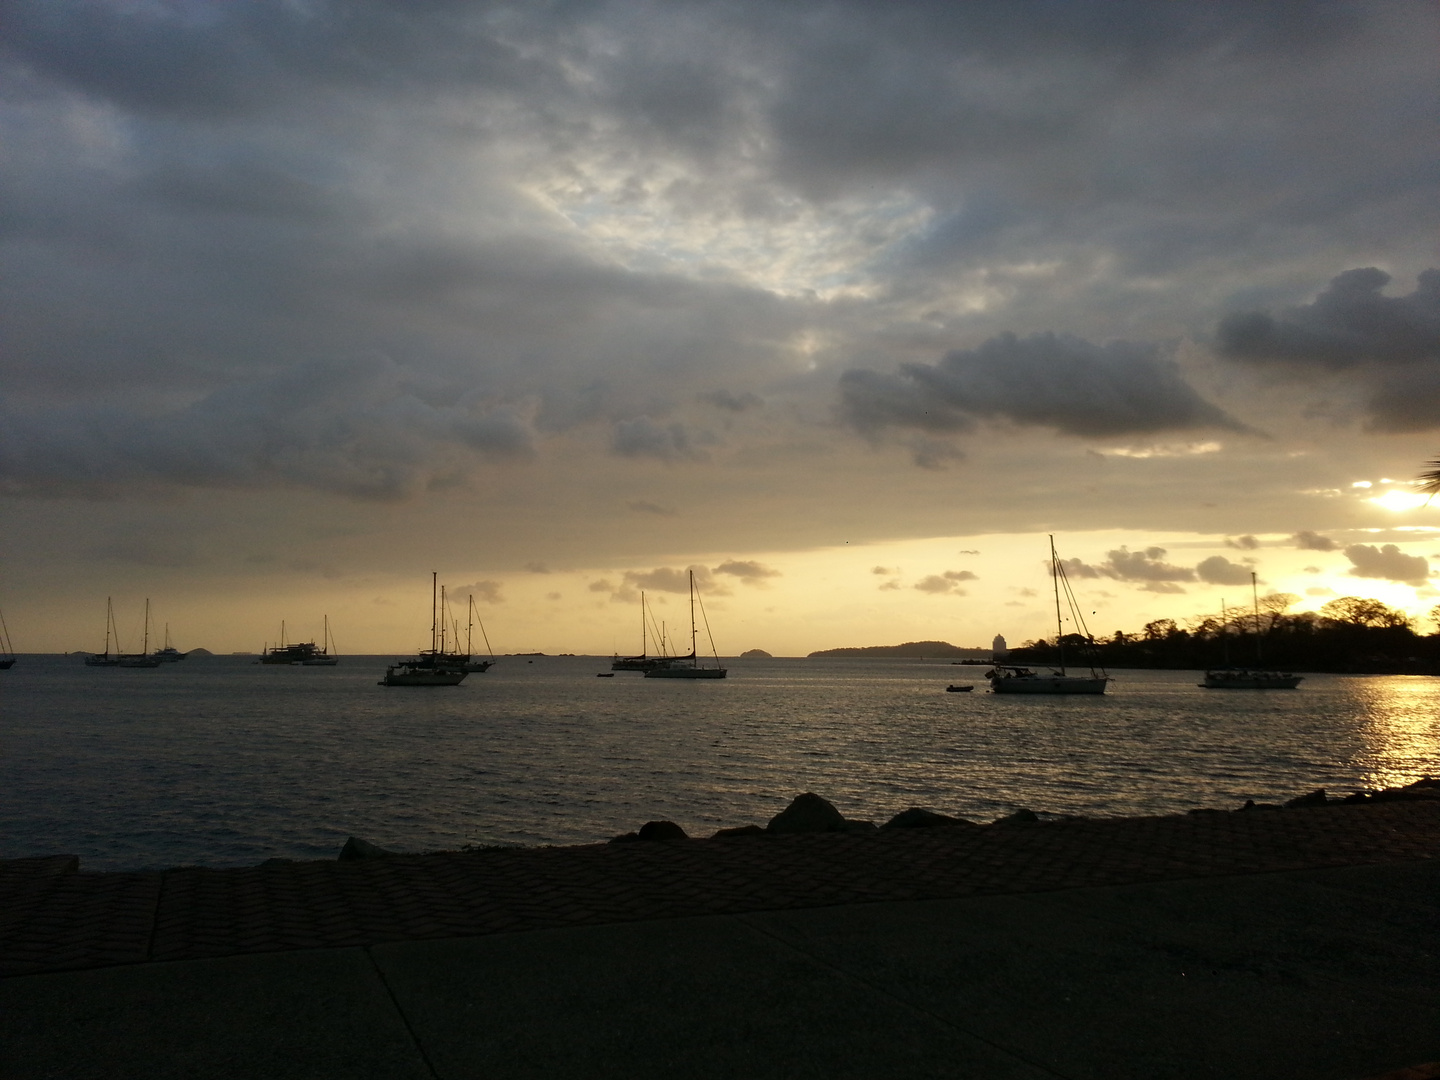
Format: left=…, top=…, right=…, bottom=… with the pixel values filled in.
left=945, top=684, right=974, bottom=692
left=596, top=672, right=615, bottom=677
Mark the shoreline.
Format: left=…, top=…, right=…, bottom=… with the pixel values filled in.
left=4, top=786, right=1438, bottom=980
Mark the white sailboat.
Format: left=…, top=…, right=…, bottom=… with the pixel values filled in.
left=300, top=615, right=340, bottom=666
left=990, top=537, right=1108, bottom=694
left=462, top=596, right=495, bottom=672
left=85, top=597, right=122, bottom=667
left=644, top=571, right=727, bottom=679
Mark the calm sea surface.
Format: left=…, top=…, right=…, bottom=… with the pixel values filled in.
left=2, top=654, right=1437, bottom=872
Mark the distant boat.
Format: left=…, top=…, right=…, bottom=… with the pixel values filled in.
left=300, top=616, right=340, bottom=666
left=380, top=573, right=468, bottom=687
left=990, top=537, right=1108, bottom=695
left=1200, top=572, right=1301, bottom=690
left=0, top=605, right=14, bottom=669
left=151, top=623, right=187, bottom=663
left=116, top=599, right=161, bottom=668
left=611, top=591, right=674, bottom=671
left=85, top=597, right=123, bottom=667
left=945, top=684, right=973, bottom=692
left=461, top=596, right=495, bottom=672
left=644, top=571, right=727, bottom=680
left=1200, top=668, right=1302, bottom=689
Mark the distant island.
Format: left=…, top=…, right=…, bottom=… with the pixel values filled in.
left=740, top=649, right=772, bottom=658
left=807, top=641, right=991, bottom=658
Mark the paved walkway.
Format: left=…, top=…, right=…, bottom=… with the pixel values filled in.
left=2, top=801, right=1438, bottom=1078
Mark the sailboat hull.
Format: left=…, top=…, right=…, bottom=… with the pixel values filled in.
left=644, top=666, right=727, bottom=679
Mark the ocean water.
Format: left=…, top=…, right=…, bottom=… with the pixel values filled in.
left=2, top=653, right=1437, bottom=872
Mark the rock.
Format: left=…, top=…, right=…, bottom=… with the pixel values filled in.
left=740, top=649, right=773, bottom=659
left=712, top=824, right=766, bottom=839
left=767, top=792, right=848, bottom=834
left=637, top=820, right=688, bottom=841
left=1238, top=799, right=1281, bottom=811
left=991, top=808, right=1038, bottom=825
left=609, top=832, right=641, bottom=843
left=1284, top=788, right=1329, bottom=808
left=882, top=807, right=965, bottom=829
left=1186, top=808, right=1225, bottom=815
left=1341, top=791, right=1371, bottom=803
left=338, top=836, right=395, bottom=860
left=841, top=820, right=878, bottom=833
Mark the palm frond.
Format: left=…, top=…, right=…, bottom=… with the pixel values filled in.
left=1419, top=460, right=1440, bottom=495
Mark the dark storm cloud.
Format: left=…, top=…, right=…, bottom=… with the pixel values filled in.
left=1, top=0, right=1434, bottom=530
left=1344, top=544, right=1429, bottom=586
left=0, top=356, right=535, bottom=499
left=841, top=333, right=1243, bottom=441
left=1217, top=269, right=1440, bottom=431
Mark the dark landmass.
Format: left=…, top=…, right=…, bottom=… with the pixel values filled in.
left=1011, top=605, right=1440, bottom=675
left=808, top=640, right=990, bottom=658
left=187, top=648, right=213, bottom=657
left=740, top=649, right=773, bottom=658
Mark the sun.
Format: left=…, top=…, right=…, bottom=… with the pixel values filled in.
left=1368, top=489, right=1431, bottom=513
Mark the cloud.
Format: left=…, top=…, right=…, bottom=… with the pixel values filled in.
left=622, top=565, right=721, bottom=594
left=524, top=563, right=551, bottom=574
left=712, top=560, right=781, bottom=583
left=1196, top=555, right=1255, bottom=586
left=1343, top=543, right=1430, bottom=586
left=841, top=333, right=1243, bottom=443
left=1218, top=268, right=1440, bottom=369
left=0, top=355, right=536, bottom=500
left=1139, top=581, right=1188, bottom=594
left=1217, top=268, right=1440, bottom=431
left=871, top=566, right=895, bottom=575
left=698, top=390, right=762, bottom=412
left=1098, top=547, right=1196, bottom=583
left=611, top=418, right=705, bottom=462
left=1226, top=535, right=1259, bottom=550
left=914, top=575, right=966, bottom=595
left=588, top=579, right=613, bottom=593
left=456, top=581, right=504, bottom=604
left=627, top=500, right=679, bottom=517
left=1292, top=530, right=1339, bottom=551
left=1306, top=586, right=1337, bottom=597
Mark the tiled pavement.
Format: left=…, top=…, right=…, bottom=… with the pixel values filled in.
left=4, top=799, right=1438, bottom=978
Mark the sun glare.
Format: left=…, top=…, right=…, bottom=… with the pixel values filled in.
left=1368, top=489, right=1430, bottom=512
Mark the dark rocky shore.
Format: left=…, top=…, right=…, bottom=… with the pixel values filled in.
left=335, top=776, right=1440, bottom=862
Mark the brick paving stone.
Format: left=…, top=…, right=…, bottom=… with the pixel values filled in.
left=1, top=800, right=1437, bottom=978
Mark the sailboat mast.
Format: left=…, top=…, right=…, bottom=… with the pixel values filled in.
left=688, top=571, right=698, bottom=660
left=430, top=572, right=438, bottom=653
left=104, top=597, right=113, bottom=655
left=1252, top=571, right=1261, bottom=664
left=1050, top=535, right=1066, bottom=674
left=142, top=599, right=150, bottom=655
left=641, top=591, right=647, bottom=657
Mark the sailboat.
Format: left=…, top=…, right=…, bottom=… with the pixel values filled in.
left=260, top=620, right=325, bottom=664
left=116, top=599, right=162, bottom=668
left=989, top=537, right=1108, bottom=694
left=85, top=597, right=122, bottom=666
left=152, top=624, right=187, bottom=663
left=379, top=574, right=469, bottom=686
left=461, top=596, right=495, bottom=672
left=643, top=571, right=727, bottom=679
left=0, top=606, right=15, bottom=668
left=300, top=616, right=340, bottom=666
left=611, top=591, right=674, bottom=671
left=1200, top=572, right=1302, bottom=689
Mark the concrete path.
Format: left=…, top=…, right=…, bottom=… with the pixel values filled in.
left=2, top=859, right=1436, bottom=1078
left=3, top=802, right=1438, bottom=1078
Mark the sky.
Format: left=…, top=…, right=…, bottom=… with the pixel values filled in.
left=3, top=0, right=1440, bottom=657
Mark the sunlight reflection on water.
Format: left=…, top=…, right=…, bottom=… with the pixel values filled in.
left=1, top=655, right=1436, bottom=870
